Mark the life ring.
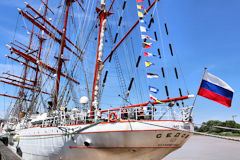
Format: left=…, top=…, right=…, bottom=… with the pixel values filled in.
left=109, top=112, right=118, bottom=122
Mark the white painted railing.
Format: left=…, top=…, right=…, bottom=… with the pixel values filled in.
left=19, top=105, right=192, bottom=128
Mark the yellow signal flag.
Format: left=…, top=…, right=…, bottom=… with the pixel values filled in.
left=156, top=99, right=164, bottom=103
left=145, top=61, right=152, bottom=67
left=137, top=5, right=144, bottom=9
left=138, top=11, right=143, bottom=18
left=137, top=5, right=148, bottom=14
left=143, top=42, right=152, bottom=45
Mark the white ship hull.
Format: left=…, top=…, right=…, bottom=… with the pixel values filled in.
left=7, top=120, right=193, bottom=160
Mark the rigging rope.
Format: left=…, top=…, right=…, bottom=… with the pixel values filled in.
left=130, top=37, right=143, bottom=103
left=159, top=4, right=190, bottom=95
left=12, top=14, right=20, bottom=42
left=104, top=1, right=130, bottom=106
left=155, top=10, right=171, bottom=99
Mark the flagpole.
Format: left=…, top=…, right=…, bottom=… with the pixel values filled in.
left=192, top=67, right=207, bottom=106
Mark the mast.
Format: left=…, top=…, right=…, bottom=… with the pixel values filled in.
left=1, top=0, right=84, bottom=118
left=28, top=0, right=49, bottom=114
left=17, top=25, right=34, bottom=113
left=3, top=12, right=36, bottom=116
left=54, top=0, right=72, bottom=109
left=90, top=0, right=111, bottom=118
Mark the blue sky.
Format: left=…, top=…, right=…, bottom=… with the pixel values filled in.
left=0, top=0, right=239, bottom=124
left=162, top=0, right=240, bottom=124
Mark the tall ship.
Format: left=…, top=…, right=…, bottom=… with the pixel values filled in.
left=0, top=0, right=194, bottom=159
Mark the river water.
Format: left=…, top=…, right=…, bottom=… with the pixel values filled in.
left=164, top=135, right=240, bottom=160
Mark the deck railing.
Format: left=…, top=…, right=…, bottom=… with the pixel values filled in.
left=17, top=105, right=192, bottom=128
left=100, top=105, right=183, bottom=122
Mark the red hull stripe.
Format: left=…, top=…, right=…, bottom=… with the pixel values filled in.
left=19, top=129, right=176, bottom=137
left=69, top=146, right=180, bottom=149
left=198, top=88, right=232, bottom=107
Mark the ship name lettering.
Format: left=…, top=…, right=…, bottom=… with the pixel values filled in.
left=166, top=133, right=172, bottom=137
left=156, top=134, right=162, bottom=138
left=181, top=134, right=186, bottom=138
left=165, top=133, right=189, bottom=138
left=174, top=133, right=180, bottom=137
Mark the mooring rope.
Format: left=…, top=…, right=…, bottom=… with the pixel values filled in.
left=194, top=123, right=240, bottom=131
left=136, top=120, right=240, bottom=143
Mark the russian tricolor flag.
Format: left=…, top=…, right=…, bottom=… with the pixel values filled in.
left=198, top=72, right=234, bottom=107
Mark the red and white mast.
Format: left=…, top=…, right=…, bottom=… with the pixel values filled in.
left=90, top=0, right=112, bottom=118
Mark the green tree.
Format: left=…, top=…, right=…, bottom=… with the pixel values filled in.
left=194, top=126, right=199, bottom=132
left=197, top=120, right=240, bottom=135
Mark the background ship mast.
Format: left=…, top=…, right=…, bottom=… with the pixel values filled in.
left=1, top=0, right=85, bottom=119
left=29, top=0, right=49, bottom=115
left=55, top=0, right=72, bottom=110
left=1, top=0, right=51, bottom=118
